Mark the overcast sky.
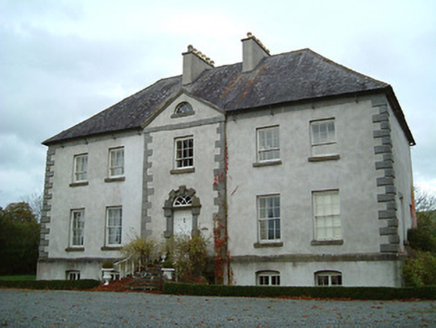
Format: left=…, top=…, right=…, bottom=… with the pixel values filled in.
left=1, top=0, right=435, bottom=207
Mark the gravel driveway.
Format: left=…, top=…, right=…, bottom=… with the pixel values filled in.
left=1, top=288, right=435, bottom=327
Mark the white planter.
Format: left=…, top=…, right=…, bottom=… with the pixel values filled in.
left=102, top=268, right=113, bottom=286
left=162, top=268, right=175, bottom=280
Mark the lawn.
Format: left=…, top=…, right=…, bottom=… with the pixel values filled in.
left=0, top=275, right=36, bottom=281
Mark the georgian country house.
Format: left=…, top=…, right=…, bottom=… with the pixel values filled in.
left=38, top=33, right=415, bottom=287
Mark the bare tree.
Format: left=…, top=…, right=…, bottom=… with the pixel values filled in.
left=415, top=188, right=436, bottom=213
left=21, top=192, right=43, bottom=222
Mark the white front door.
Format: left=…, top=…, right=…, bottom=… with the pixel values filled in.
left=173, top=210, right=192, bottom=235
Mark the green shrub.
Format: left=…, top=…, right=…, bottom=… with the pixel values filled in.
left=162, top=281, right=436, bottom=300
left=0, top=203, right=40, bottom=275
left=408, top=218, right=436, bottom=253
left=0, top=279, right=100, bottom=290
left=403, top=250, right=436, bottom=286
left=121, top=236, right=158, bottom=270
left=166, top=233, right=209, bottom=283
left=0, top=275, right=36, bottom=281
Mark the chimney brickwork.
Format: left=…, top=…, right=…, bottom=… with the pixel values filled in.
left=182, top=45, right=214, bottom=85
left=241, top=32, right=270, bottom=73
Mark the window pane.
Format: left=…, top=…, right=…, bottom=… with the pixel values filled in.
left=175, top=102, right=193, bottom=114
left=317, top=275, right=329, bottom=286
left=275, top=219, right=281, bottom=239
left=316, top=272, right=342, bottom=286
left=258, top=272, right=280, bottom=286
left=311, top=120, right=335, bottom=145
left=258, top=127, right=279, bottom=161
left=259, top=196, right=280, bottom=241
left=74, top=155, right=88, bottom=181
left=271, top=275, right=280, bottom=286
left=331, top=275, right=342, bottom=286
left=268, top=219, right=275, bottom=239
left=71, top=210, right=84, bottom=246
left=107, top=208, right=122, bottom=245
left=259, top=220, right=268, bottom=240
left=175, top=137, right=193, bottom=168
left=259, top=276, right=269, bottom=285
left=314, top=191, right=341, bottom=240
left=110, top=149, right=124, bottom=177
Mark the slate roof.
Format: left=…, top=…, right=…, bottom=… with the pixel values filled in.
left=43, top=48, right=414, bottom=145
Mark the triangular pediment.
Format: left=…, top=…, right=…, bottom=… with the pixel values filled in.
left=143, top=89, right=224, bottom=130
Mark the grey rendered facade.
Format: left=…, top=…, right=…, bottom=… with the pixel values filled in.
left=38, top=34, right=415, bottom=287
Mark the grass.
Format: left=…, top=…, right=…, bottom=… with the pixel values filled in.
left=0, top=275, right=36, bottom=281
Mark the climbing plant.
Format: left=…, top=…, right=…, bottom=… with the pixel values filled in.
left=212, top=141, right=232, bottom=284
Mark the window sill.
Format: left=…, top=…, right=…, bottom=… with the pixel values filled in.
left=171, top=111, right=195, bottom=119
left=253, top=160, right=282, bottom=168
left=101, top=246, right=123, bottom=251
left=65, top=247, right=85, bottom=252
left=104, top=176, right=126, bottom=183
left=69, top=181, right=89, bottom=187
left=308, top=154, right=340, bottom=162
left=170, top=167, right=195, bottom=175
left=312, top=141, right=336, bottom=147
left=254, top=241, right=283, bottom=248
left=311, top=239, right=344, bottom=246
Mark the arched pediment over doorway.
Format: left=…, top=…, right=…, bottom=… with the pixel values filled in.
left=163, top=185, right=201, bottom=238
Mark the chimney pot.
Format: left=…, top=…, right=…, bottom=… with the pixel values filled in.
left=182, top=45, right=214, bottom=85
left=242, top=32, right=270, bottom=72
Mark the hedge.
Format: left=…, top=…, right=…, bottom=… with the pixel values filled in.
left=163, top=282, right=436, bottom=300
left=0, top=279, right=100, bottom=290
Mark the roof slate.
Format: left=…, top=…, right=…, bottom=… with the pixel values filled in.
left=43, top=48, right=408, bottom=145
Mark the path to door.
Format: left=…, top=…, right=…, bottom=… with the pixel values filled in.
left=0, top=288, right=435, bottom=327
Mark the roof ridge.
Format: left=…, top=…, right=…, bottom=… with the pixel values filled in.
left=44, top=46, right=408, bottom=146
left=306, top=49, right=389, bottom=86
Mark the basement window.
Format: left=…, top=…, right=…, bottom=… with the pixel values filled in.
left=66, top=270, right=81, bottom=281
left=257, top=271, right=281, bottom=286
left=315, top=271, right=342, bottom=286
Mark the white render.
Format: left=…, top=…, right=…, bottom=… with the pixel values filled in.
left=38, top=132, right=144, bottom=280
left=227, top=95, right=414, bottom=287
left=38, top=35, right=415, bottom=287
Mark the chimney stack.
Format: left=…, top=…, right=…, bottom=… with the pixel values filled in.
left=182, top=45, right=214, bottom=85
left=241, top=32, right=270, bottom=73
